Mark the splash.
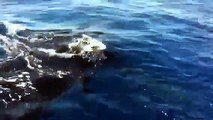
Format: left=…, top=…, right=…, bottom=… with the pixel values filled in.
left=2, top=21, right=26, bottom=35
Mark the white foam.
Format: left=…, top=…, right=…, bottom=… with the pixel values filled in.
left=0, top=34, right=34, bottom=73
left=9, top=94, right=12, bottom=98
left=57, top=70, right=70, bottom=78
left=29, top=86, right=37, bottom=90
left=16, top=82, right=27, bottom=88
left=0, top=34, right=13, bottom=53
left=25, top=93, right=31, bottom=96
left=69, top=34, right=106, bottom=52
left=18, top=74, right=23, bottom=78
left=18, top=95, right=22, bottom=100
left=4, top=78, right=17, bottom=82
left=2, top=99, right=8, bottom=106
left=38, top=65, right=42, bottom=68
left=38, top=48, right=75, bottom=58
left=37, top=34, right=106, bottom=59
left=0, top=34, right=31, bottom=58
left=24, top=56, right=35, bottom=70
left=2, top=21, right=26, bottom=35
left=22, top=72, right=29, bottom=75
left=25, top=75, right=30, bottom=79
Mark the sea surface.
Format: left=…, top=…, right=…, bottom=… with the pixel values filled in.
left=0, top=0, right=213, bottom=120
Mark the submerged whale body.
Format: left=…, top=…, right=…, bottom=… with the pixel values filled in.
left=0, top=22, right=107, bottom=119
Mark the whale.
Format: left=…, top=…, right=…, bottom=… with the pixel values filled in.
left=0, top=22, right=107, bottom=119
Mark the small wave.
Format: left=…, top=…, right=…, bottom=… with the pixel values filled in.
left=1, top=21, right=26, bottom=35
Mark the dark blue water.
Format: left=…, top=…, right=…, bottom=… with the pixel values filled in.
left=0, top=0, right=213, bottom=120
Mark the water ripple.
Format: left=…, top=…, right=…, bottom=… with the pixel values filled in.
left=0, top=0, right=213, bottom=119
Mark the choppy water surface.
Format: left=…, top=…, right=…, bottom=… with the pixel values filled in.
left=0, top=0, right=213, bottom=120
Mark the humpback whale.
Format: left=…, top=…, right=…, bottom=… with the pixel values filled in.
left=0, top=22, right=107, bottom=119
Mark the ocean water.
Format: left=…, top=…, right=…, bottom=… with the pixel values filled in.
left=0, top=0, right=213, bottom=120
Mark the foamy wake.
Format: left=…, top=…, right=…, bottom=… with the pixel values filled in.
left=0, top=21, right=107, bottom=106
